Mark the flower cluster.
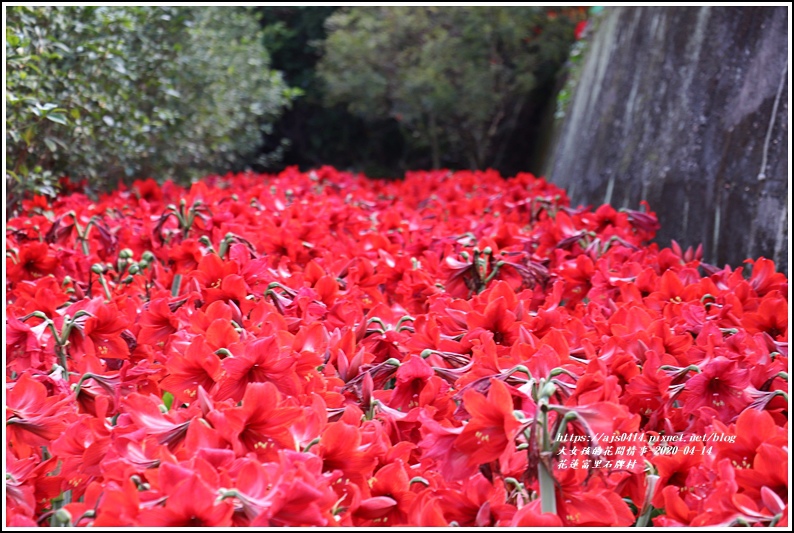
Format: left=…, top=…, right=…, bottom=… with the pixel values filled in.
left=5, top=167, right=788, bottom=527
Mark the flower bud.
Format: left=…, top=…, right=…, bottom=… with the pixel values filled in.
left=540, top=381, right=557, bottom=400
left=52, top=509, right=72, bottom=527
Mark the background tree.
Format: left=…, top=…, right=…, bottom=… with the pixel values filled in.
left=257, top=6, right=407, bottom=178
left=6, top=6, right=298, bottom=214
left=317, top=7, right=581, bottom=171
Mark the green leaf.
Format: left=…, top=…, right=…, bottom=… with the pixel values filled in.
left=162, top=391, right=174, bottom=411
left=6, top=30, right=20, bottom=47
left=46, top=113, right=68, bottom=125
left=171, top=273, right=182, bottom=297
left=44, top=137, right=58, bottom=152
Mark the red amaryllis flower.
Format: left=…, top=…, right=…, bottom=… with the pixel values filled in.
left=454, top=378, right=521, bottom=466
left=654, top=484, right=697, bottom=526
left=682, top=357, right=751, bottom=421
left=215, top=382, right=299, bottom=458
left=6, top=316, right=48, bottom=372
left=557, top=400, right=640, bottom=451
left=742, top=294, right=788, bottom=340
left=417, top=409, right=475, bottom=482
left=437, top=473, right=514, bottom=526
left=139, top=474, right=234, bottom=526
left=6, top=373, right=71, bottom=451
left=710, top=408, right=788, bottom=468
left=193, top=253, right=249, bottom=310
left=316, top=421, right=379, bottom=485
left=5, top=454, right=37, bottom=520
left=574, top=20, right=587, bottom=40
left=623, top=351, right=673, bottom=427
left=119, top=393, right=192, bottom=451
left=168, top=239, right=203, bottom=273
left=354, top=460, right=416, bottom=526
left=7, top=241, right=60, bottom=283
left=441, top=254, right=481, bottom=299
left=466, top=282, right=518, bottom=346
left=70, top=300, right=130, bottom=360
left=137, top=298, right=179, bottom=347
left=4, top=163, right=791, bottom=527
left=239, top=453, right=336, bottom=527
left=67, top=479, right=141, bottom=526
left=555, top=466, right=636, bottom=526
left=6, top=450, right=60, bottom=520
left=406, top=488, right=448, bottom=527
left=388, top=354, right=434, bottom=411
left=734, top=443, right=788, bottom=503
left=51, top=416, right=111, bottom=477
left=509, top=498, right=563, bottom=526
left=73, top=370, right=119, bottom=417
left=624, top=201, right=661, bottom=235
left=651, top=446, right=706, bottom=507
left=159, top=338, right=223, bottom=404
left=689, top=458, right=780, bottom=527
left=746, top=257, right=788, bottom=296
left=215, top=335, right=299, bottom=401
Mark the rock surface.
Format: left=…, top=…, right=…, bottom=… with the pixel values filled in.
left=546, top=6, right=788, bottom=274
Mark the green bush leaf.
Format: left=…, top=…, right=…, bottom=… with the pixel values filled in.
left=45, top=113, right=68, bottom=125
left=6, top=5, right=297, bottom=215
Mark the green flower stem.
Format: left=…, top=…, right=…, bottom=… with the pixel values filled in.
left=635, top=474, right=659, bottom=527
left=536, top=393, right=557, bottom=515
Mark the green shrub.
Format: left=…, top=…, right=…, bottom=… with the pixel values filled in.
left=6, top=6, right=299, bottom=213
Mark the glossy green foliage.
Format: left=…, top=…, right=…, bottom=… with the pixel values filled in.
left=6, top=6, right=296, bottom=213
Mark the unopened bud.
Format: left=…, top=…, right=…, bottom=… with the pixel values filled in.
left=52, top=508, right=72, bottom=526
left=540, top=381, right=557, bottom=400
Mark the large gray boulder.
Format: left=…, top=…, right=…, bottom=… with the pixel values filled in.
left=546, top=6, right=788, bottom=274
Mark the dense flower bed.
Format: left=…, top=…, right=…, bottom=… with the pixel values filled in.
left=5, top=167, right=789, bottom=527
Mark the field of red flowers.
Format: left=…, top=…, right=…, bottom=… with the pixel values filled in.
left=5, top=167, right=789, bottom=527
